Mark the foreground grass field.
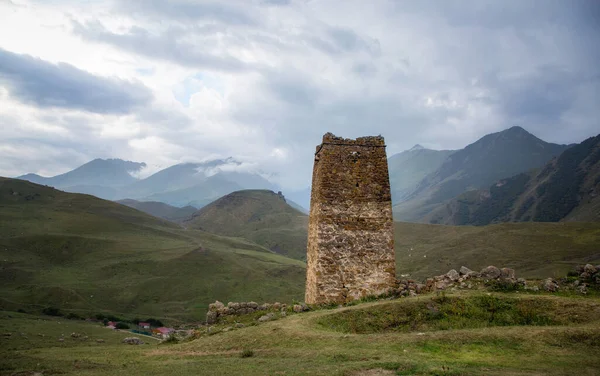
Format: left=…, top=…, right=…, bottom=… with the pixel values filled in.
left=2, top=291, right=600, bottom=376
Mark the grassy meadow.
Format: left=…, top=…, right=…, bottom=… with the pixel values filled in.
left=2, top=290, right=600, bottom=375
left=394, top=221, right=600, bottom=280
left=0, top=178, right=305, bottom=323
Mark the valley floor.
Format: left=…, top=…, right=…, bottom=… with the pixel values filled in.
left=2, top=291, right=600, bottom=376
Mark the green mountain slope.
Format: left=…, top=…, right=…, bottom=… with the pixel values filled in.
left=388, top=145, right=455, bottom=203
left=0, top=178, right=305, bottom=321
left=393, top=126, right=569, bottom=222
left=116, top=199, right=197, bottom=222
left=394, top=221, right=600, bottom=280
left=425, top=133, right=600, bottom=225
left=183, top=190, right=309, bottom=260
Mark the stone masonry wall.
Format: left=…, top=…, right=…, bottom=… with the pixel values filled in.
left=305, top=133, right=396, bottom=304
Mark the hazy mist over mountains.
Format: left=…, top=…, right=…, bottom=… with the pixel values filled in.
left=15, top=126, right=599, bottom=223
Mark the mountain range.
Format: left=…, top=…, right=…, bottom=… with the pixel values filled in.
left=17, top=157, right=280, bottom=209
left=15, top=126, right=597, bottom=224
left=392, top=126, right=571, bottom=222
left=426, top=133, right=600, bottom=225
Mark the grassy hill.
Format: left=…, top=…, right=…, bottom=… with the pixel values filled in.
left=184, top=190, right=309, bottom=260
left=2, top=290, right=600, bottom=375
left=425, top=133, right=600, bottom=225
left=116, top=199, right=197, bottom=222
left=0, top=178, right=305, bottom=322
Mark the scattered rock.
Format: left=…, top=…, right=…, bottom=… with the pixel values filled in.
left=480, top=266, right=501, bottom=279
left=70, top=332, right=81, bottom=338
left=258, top=313, right=275, bottom=322
left=206, top=311, right=218, bottom=325
left=209, top=301, right=225, bottom=312
left=222, top=327, right=233, bottom=332
left=293, top=304, right=304, bottom=313
left=577, top=284, right=588, bottom=295
left=541, top=278, right=559, bottom=292
left=500, top=268, right=516, bottom=279
left=517, top=278, right=527, bottom=287
left=415, top=283, right=426, bottom=294
left=459, top=266, right=474, bottom=276
left=446, top=269, right=460, bottom=281
left=58, top=338, right=64, bottom=342
left=122, top=337, right=144, bottom=345
left=584, top=264, right=598, bottom=274
left=96, top=339, right=105, bottom=343
left=235, top=323, right=245, bottom=328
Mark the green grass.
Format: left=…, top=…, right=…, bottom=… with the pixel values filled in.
left=0, top=178, right=305, bottom=322
left=183, top=190, right=309, bottom=260
left=317, top=293, right=600, bottom=334
left=2, top=291, right=600, bottom=375
left=394, top=221, right=600, bottom=280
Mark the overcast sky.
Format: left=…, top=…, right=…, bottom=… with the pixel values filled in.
left=1, top=0, right=599, bottom=189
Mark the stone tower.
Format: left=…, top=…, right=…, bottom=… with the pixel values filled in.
left=305, top=133, right=396, bottom=305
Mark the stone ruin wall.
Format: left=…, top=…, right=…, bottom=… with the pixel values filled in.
left=305, top=133, right=396, bottom=304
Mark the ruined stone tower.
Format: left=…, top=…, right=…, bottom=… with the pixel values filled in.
left=305, top=133, right=396, bottom=305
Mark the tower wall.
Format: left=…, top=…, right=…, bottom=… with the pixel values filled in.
left=305, top=133, right=396, bottom=304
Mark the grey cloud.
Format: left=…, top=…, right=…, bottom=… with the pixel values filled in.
left=0, top=48, right=152, bottom=114
left=480, top=66, right=596, bottom=127
left=263, top=69, right=323, bottom=107
left=72, top=21, right=255, bottom=72
left=307, top=26, right=381, bottom=57
left=117, top=0, right=257, bottom=26
left=261, top=0, right=292, bottom=5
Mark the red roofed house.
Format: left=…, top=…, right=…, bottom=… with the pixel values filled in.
left=138, top=322, right=151, bottom=329
left=152, top=327, right=175, bottom=339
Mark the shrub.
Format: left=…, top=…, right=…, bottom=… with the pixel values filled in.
left=146, top=318, right=164, bottom=327
left=161, top=334, right=179, bottom=344
left=42, top=307, right=62, bottom=316
left=115, top=322, right=130, bottom=330
left=240, top=349, right=254, bottom=358
left=66, top=312, right=83, bottom=320
left=486, top=279, right=519, bottom=292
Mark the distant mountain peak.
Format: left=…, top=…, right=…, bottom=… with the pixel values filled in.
left=408, top=144, right=425, bottom=152
left=504, top=126, right=530, bottom=135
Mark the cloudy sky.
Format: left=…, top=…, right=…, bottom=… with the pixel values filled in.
left=0, top=0, right=599, bottom=189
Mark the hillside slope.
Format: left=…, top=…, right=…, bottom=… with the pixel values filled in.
left=394, top=221, right=600, bottom=279
left=184, top=190, right=309, bottom=260
left=393, top=126, right=569, bottom=222
left=426, top=133, right=600, bottom=225
left=0, top=178, right=305, bottom=321
left=116, top=199, right=197, bottom=222
left=388, top=145, right=455, bottom=203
